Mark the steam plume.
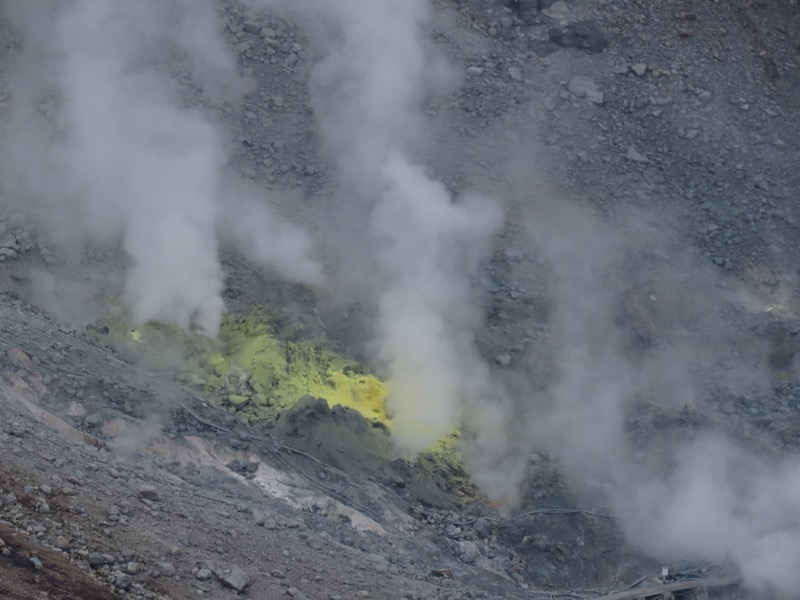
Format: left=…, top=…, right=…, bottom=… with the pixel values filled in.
left=7, top=1, right=800, bottom=596
left=621, top=435, right=800, bottom=597
left=524, top=199, right=800, bottom=597
left=249, top=0, right=503, bottom=453
left=0, top=0, right=321, bottom=335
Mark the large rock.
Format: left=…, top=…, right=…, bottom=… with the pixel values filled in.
left=549, top=21, right=608, bottom=54
left=274, top=396, right=394, bottom=473
left=221, top=565, right=249, bottom=592
left=138, top=484, right=160, bottom=502
left=567, top=76, right=604, bottom=105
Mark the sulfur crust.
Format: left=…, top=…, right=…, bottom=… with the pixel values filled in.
left=117, top=308, right=390, bottom=426
left=99, top=309, right=475, bottom=506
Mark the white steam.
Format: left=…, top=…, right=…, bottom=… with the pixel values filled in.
left=6, top=0, right=800, bottom=596
left=620, top=435, right=800, bottom=597
left=0, top=0, right=321, bottom=335
left=525, top=201, right=800, bottom=597
left=372, top=155, right=501, bottom=452
left=250, top=0, right=503, bottom=453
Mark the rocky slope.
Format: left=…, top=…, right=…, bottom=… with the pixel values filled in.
left=1, top=0, right=799, bottom=599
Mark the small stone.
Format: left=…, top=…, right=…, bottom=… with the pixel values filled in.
left=157, top=561, right=176, bottom=577
left=568, top=76, right=591, bottom=97
left=507, top=65, right=523, bottom=82
left=138, top=484, right=160, bottom=502
left=83, top=413, right=103, bottom=428
left=287, top=588, right=310, bottom=600
left=115, top=574, right=132, bottom=590
left=495, top=353, right=512, bottom=368
left=549, top=20, right=608, bottom=54
left=30, top=555, right=43, bottom=570
left=54, top=536, right=70, bottom=550
left=5, top=348, right=30, bottom=368
left=252, top=510, right=266, bottom=526
left=227, top=394, right=250, bottom=408
left=364, top=553, right=388, bottom=573
left=545, top=0, right=568, bottom=15
left=126, top=561, right=142, bottom=575
left=631, top=62, right=647, bottom=77
left=195, top=567, right=213, bottom=581
left=458, top=542, right=481, bottom=565
left=752, top=175, right=769, bottom=191
left=473, top=517, right=493, bottom=538
left=466, top=66, right=484, bottom=76
left=307, top=537, right=324, bottom=550
left=39, top=485, right=52, bottom=495
left=586, top=89, right=604, bottom=105
left=356, top=592, right=370, bottom=598
left=65, top=475, right=83, bottom=486
left=445, top=524, right=461, bottom=539
left=222, top=565, right=249, bottom=592
left=625, top=146, right=649, bottom=164
left=243, top=22, right=261, bottom=35
left=88, top=552, right=106, bottom=568
left=567, top=76, right=602, bottom=105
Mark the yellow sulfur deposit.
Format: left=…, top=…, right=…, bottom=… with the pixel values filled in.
left=117, top=308, right=389, bottom=426
left=99, top=308, right=474, bottom=507
left=215, top=310, right=389, bottom=424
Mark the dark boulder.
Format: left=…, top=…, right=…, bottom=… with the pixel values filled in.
left=549, top=20, right=608, bottom=54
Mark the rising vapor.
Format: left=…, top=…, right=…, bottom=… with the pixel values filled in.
left=0, top=0, right=322, bottom=335
left=248, top=0, right=504, bottom=453
left=5, top=0, right=800, bottom=596
left=523, top=198, right=800, bottom=597
left=620, top=435, right=800, bottom=598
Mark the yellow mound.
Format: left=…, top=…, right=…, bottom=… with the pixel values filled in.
left=119, top=308, right=389, bottom=426
left=96, top=308, right=476, bottom=506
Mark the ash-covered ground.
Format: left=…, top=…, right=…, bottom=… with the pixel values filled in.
left=1, top=0, right=799, bottom=599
